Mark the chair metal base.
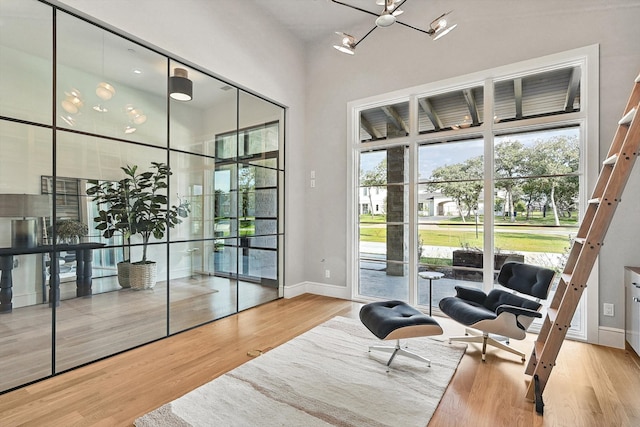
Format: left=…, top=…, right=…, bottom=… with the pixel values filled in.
left=448, top=328, right=525, bottom=362
left=368, top=339, right=431, bottom=372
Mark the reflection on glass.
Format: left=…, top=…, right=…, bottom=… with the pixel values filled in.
left=0, top=119, right=53, bottom=392
left=170, top=61, right=237, bottom=155
left=234, top=91, right=282, bottom=309
left=56, top=248, right=168, bottom=373
left=0, top=0, right=53, bottom=124
left=56, top=12, right=167, bottom=146
left=0, top=1, right=284, bottom=393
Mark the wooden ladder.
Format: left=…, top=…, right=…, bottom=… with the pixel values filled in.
left=524, top=72, right=640, bottom=413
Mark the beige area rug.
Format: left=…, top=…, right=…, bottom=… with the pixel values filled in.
left=135, top=316, right=466, bottom=427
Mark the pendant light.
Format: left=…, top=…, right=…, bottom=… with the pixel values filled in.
left=169, top=68, right=193, bottom=101
left=331, top=1, right=457, bottom=55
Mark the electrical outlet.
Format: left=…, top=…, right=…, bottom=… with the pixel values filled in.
left=310, top=179, right=316, bottom=188
left=325, top=269, right=330, bottom=278
left=603, top=303, right=614, bottom=317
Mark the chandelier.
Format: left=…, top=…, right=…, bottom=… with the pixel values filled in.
left=332, top=0, right=457, bottom=55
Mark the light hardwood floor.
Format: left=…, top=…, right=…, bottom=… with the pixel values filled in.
left=0, top=294, right=639, bottom=426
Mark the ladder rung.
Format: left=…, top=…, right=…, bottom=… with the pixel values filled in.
left=602, top=154, right=618, bottom=166
left=561, top=273, right=572, bottom=284
left=618, top=107, right=636, bottom=125
left=573, top=237, right=585, bottom=245
left=588, top=197, right=600, bottom=204
left=636, top=73, right=640, bottom=83
left=547, top=308, right=558, bottom=323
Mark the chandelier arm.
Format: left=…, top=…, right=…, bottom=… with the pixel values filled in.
left=330, top=0, right=381, bottom=19
left=354, top=25, right=379, bottom=47
left=394, top=19, right=433, bottom=35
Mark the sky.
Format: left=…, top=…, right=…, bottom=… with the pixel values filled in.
left=360, top=126, right=580, bottom=180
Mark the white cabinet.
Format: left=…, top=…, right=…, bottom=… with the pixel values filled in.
left=625, top=266, right=640, bottom=356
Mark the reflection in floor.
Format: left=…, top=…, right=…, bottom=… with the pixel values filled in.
left=0, top=274, right=279, bottom=393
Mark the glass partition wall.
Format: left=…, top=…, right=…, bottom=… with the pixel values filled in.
left=0, top=0, right=285, bottom=393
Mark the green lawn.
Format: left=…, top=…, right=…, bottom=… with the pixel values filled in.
left=360, top=212, right=579, bottom=227
left=359, top=214, right=573, bottom=253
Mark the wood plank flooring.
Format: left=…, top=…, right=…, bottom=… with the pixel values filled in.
left=0, top=294, right=639, bottom=426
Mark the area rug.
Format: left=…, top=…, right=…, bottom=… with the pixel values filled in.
left=135, top=316, right=466, bottom=427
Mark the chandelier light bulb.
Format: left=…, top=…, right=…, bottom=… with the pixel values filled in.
left=96, top=82, right=116, bottom=100
left=61, top=90, right=84, bottom=114
left=61, top=98, right=78, bottom=114
left=133, top=113, right=147, bottom=125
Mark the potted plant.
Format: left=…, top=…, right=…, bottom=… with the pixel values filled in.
left=87, top=162, right=189, bottom=290
left=55, top=219, right=88, bottom=244
left=87, top=174, right=134, bottom=288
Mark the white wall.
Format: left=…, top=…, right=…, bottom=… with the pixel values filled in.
left=304, top=0, right=640, bottom=332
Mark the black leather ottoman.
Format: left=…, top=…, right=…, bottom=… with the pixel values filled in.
left=359, top=300, right=443, bottom=371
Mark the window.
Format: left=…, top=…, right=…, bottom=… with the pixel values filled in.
left=349, top=47, right=598, bottom=342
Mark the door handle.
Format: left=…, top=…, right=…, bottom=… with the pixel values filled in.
left=634, top=297, right=640, bottom=303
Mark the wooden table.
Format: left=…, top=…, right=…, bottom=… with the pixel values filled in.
left=0, top=243, right=105, bottom=313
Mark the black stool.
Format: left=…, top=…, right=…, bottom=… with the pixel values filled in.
left=359, top=300, right=443, bottom=371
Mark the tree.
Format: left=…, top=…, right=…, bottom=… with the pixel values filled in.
left=426, top=156, right=483, bottom=222
left=527, top=136, right=579, bottom=225
left=495, top=140, right=526, bottom=222
left=360, top=159, right=387, bottom=215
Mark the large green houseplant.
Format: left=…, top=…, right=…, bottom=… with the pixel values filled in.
left=87, top=162, right=189, bottom=290
left=86, top=173, right=134, bottom=287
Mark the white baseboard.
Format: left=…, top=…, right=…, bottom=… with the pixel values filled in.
left=598, top=326, right=625, bottom=349
left=13, top=292, right=43, bottom=308
left=284, top=281, right=350, bottom=300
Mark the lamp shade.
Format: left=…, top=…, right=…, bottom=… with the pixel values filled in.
left=169, top=68, right=193, bottom=101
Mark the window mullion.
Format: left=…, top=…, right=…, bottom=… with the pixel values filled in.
left=483, top=77, right=495, bottom=292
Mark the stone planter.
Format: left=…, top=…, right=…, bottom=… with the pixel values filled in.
left=452, top=250, right=525, bottom=281
left=452, top=250, right=524, bottom=269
